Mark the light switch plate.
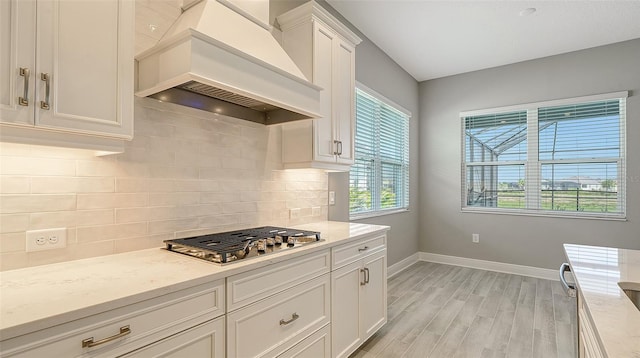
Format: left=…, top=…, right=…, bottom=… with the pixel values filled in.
left=329, top=191, right=336, bottom=205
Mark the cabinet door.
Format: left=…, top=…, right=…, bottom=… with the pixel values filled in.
left=35, top=0, right=133, bottom=139
left=0, top=0, right=35, bottom=126
left=119, top=317, right=225, bottom=358
left=334, top=39, right=355, bottom=165
left=312, top=22, right=337, bottom=163
left=577, top=291, right=604, bottom=358
left=331, top=260, right=362, bottom=358
left=360, top=250, right=387, bottom=341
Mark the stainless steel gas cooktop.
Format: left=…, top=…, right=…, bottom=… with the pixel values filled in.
left=164, top=226, right=322, bottom=264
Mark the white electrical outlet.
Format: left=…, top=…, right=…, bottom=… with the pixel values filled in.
left=328, top=191, right=336, bottom=205
left=472, top=233, right=480, bottom=243
left=289, top=208, right=301, bottom=219
left=312, top=206, right=321, bottom=216
left=26, top=228, right=67, bottom=252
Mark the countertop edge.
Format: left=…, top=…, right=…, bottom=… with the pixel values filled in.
left=563, top=243, right=640, bottom=358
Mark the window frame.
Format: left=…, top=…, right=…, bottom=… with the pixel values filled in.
left=350, top=82, right=412, bottom=220
left=461, top=91, right=628, bottom=220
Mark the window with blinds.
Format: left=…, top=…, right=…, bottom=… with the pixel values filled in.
left=461, top=92, right=627, bottom=219
left=350, top=85, right=410, bottom=217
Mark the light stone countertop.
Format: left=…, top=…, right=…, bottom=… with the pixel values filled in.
left=563, top=244, right=640, bottom=357
left=0, top=221, right=389, bottom=341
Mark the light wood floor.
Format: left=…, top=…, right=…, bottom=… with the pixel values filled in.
left=352, top=261, right=577, bottom=358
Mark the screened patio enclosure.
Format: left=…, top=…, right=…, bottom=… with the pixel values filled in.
left=463, top=98, right=623, bottom=214
left=465, top=111, right=529, bottom=208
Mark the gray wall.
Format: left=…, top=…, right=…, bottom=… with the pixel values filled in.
left=419, top=39, right=640, bottom=270
left=271, top=0, right=421, bottom=266
left=343, top=35, right=421, bottom=267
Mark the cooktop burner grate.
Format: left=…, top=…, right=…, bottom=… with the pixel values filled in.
left=164, top=226, right=321, bottom=264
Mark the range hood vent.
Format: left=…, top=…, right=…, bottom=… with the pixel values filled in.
left=136, top=0, right=322, bottom=125
left=179, top=82, right=276, bottom=110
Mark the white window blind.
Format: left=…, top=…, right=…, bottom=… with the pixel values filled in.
left=350, top=85, right=410, bottom=217
left=462, top=92, right=627, bottom=219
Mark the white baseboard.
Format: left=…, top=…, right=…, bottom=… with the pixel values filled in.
left=418, top=252, right=558, bottom=281
left=387, top=253, right=419, bottom=279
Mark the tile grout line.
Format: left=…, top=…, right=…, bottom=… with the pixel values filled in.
left=531, top=278, right=539, bottom=357
left=504, top=275, right=523, bottom=357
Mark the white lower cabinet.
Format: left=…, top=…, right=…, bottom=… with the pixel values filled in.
left=331, top=237, right=387, bottom=358
left=331, top=260, right=361, bottom=356
left=226, top=250, right=331, bottom=358
left=578, top=291, right=605, bottom=358
left=278, top=324, right=331, bottom=358
left=360, top=251, right=387, bottom=339
left=0, top=281, right=225, bottom=358
left=227, top=274, right=330, bottom=357
left=0, top=230, right=390, bottom=358
left=120, top=316, right=225, bottom=358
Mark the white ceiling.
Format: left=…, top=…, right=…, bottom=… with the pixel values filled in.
left=326, top=0, right=640, bottom=81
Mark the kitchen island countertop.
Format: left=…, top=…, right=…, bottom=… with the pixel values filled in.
left=564, top=244, right=640, bottom=357
left=0, top=221, right=389, bottom=341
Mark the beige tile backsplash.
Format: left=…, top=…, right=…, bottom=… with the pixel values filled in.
left=0, top=98, right=328, bottom=271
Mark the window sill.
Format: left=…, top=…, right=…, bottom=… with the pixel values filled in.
left=350, top=208, right=409, bottom=221
left=461, top=207, right=627, bottom=221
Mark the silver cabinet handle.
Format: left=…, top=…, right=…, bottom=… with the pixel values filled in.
left=559, top=263, right=576, bottom=297
left=18, top=68, right=30, bottom=106
left=360, top=268, right=366, bottom=285
left=364, top=267, right=370, bottom=284
left=279, top=313, right=299, bottom=326
left=358, top=246, right=369, bottom=252
left=82, top=325, right=131, bottom=348
left=40, top=73, right=50, bottom=110
left=333, top=140, right=340, bottom=155
left=337, top=140, right=343, bottom=156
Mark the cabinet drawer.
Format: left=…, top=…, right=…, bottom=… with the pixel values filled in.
left=1, top=280, right=224, bottom=358
left=332, top=234, right=386, bottom=269
left=119, top=316, right=225, bottom=358
left=278, top=324, right=330, bottom=358
left=227, top=249, right=330, bottom=311
left=227, top=274, right=330, bottom=358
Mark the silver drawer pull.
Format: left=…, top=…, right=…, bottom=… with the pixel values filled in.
left=358, top=246, right=369, bottom=252
left=333, top=140, right=340, bottom=155
left=40, top=73, right=50, bottom=110
left=337, top=140, right=343, bottom=156
left=364, top=267, right=370, bottom=284
left=18, top=68, right=30, bottom=106
left=82, top=325, right=131, bottom=348
left=360, top=268, right=367, bottom=285
left=279, top=313, right=299, bottom=326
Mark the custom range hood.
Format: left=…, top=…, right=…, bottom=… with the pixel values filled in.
left=136, top=0, right=322, bottom=125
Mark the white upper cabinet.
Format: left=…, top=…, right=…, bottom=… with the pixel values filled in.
left=0, top=0, right=35, bottom=126
left=0, top=0, right=134, bottom=146
left=278, top=1, right=361, bottom=171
